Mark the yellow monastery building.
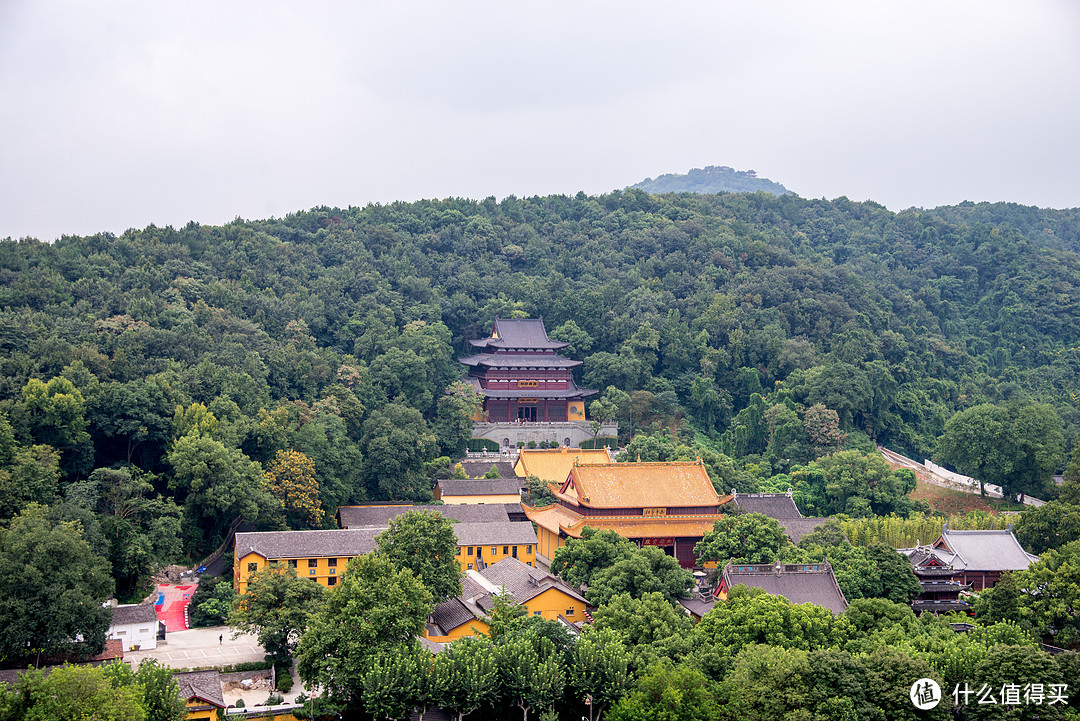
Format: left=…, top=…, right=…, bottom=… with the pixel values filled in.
left=424, top=557, right=588, bottom=642
left=234, top=502, right=541, bottom=593
left=524, top=460, right=732, bottom=568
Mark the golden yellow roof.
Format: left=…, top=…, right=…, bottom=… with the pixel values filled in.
left=514, top=447, right=611, bottom=481
left=554, top=461, right=720, bottom=509
left=523, top=503, right=584, bottom=536
left=522, top=503, right=723, bottom=540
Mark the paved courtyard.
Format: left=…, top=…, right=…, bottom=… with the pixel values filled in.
left=125, top=626, right=265, bottom=669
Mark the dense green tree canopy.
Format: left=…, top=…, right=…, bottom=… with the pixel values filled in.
left=375, top=510, right=463, bottom=603
left=694, top=512, right=789, bottom=565
left=297, top=553, right=433, bottom=702
left=0, top=505, right=113, bottom=663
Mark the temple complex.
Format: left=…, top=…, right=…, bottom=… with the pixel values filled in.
left=523, top=459, right=731, bottom=568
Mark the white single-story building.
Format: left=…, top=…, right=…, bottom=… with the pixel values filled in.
left=106, top=603, right=164, bottom=652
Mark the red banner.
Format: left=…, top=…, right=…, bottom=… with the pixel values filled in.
left=642, top=538, right=674, bottom=546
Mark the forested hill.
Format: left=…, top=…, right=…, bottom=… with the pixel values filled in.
left=1, top=189, right=1079, bottom=559
left=629, top=166, right=791, bottom=195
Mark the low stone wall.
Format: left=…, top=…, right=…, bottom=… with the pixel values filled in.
left=472, top=421, right=617, bottom=449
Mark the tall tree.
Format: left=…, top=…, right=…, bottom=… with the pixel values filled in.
left=264, top=449, right=324, bottom=529
left=0, top=505, right=114, bottom=664
left=167, top=433, right=280, bottom=548
left=550, top=527, right=637, bottom=589
left=360, top=402, right=437, bottom=501
left=375, top=511, right=462, bottom=603
left=568, top=627, right=631, bottom=721
left=20, top=376, right=93, bottom=479
left=229, top=563, right=329, bottom=664
left=431, top=637, right=499, bottom=721
left=695, top=512, right=789, bottom=565
left=297, top=554, right=433, bottom=704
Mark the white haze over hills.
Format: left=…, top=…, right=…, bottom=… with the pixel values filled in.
left=1, top=1, right=1078, bottom=242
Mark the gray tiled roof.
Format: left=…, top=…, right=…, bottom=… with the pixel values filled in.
left=458, top=354, right=581, bottom=368
left=722, top=562, right=848, bottom=614
left=438, top=479, right=522, bottom=496
left=730, top=492, right=803, bottom=519
left=678, top=595, right=716, bottom=619
left=478, top=557, right=585, bottom=605
left=937, top=529, right=1039, bottom=571
left=459, top=460, right=516, bottom=478
left=429, top=598, right=479, bottom=634
left=175, top=670, right=225, bottom=708
left=452, top=522, right=537, bottom=547
left=110, top=603, right=159, bottom=627
left=778, top=517, right=833, bottom=544
left=469, top=318, right=569, bottom=350
left=475, top=386, right=595, bottom=399
left=337, top=504, right=510, bottom=529
left=234, top=528, right=380, bottom=560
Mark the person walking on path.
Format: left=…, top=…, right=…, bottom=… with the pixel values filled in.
left=219, top=634, right=222, bottom=645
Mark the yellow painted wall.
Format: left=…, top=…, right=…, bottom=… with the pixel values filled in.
left=535, top=525, right=565, bottom=560
left=239, top=543, right=539, bottom=595
left=424, top=618, right=490, bottom=643
left=183, top=700, right=219, bottom=720
left=567, top=402, right=586, bottom=421
left=521, top=586, right=586, bottom=622
left=442, top=493, right=520, bottom=505
left=456, top=542, right=536, bottom=572
left=235, top=552, right=348, bottom=595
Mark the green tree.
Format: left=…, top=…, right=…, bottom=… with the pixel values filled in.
left=375, top=511, right=463, bottom=602
left=967, top=645, right=1064, bottom=721
left=607, top=661, right=721, bottom=721
left=187, top=575, right=236, bottom=628
left=167, top=433, right=280, bottom=549
left=1011, top=540, right=1080, bottom=644
left=568, top=627, right=631, bottom=721
left=938, top=402, right=1065, bottom=501
left=434, top=381, right=483, bottom=458
left=0, top=504, right=114, bottom=664
left=360, top=402, right=437, bottom=501
left=0, top=445, right=61, bottom=521
left=694, top=512, right=789, bottom=565
left=1060, top=434, right=1080, bottom=504
left=93, top=468, right=183, bottom=599
left=229, top=563, right=329, bottom=664
left=803, top=362, right=871, bottom=430
left=694, top=588, right=844, bottom=658
left=102, top=658, right=187, bottom=721
left=20, top=376, right=93, bottom=478
left=1, top=663, right=147, bottom=721
left=1014, top=502, right=1080, bottom=555
left=297, top=554, right=433, bottom=703
left=360, top=641, right=431, bottom=721
left=431, top=637, right=499, bottom=721
left=550, top=527, right=637, bottom=589
left=496, top=634, right=564, bottom=721
left=809, top=450, right=916, bottom=516
left=586, top=545, right=694, bottom=606
left=591, top=592, right=695, bottom=673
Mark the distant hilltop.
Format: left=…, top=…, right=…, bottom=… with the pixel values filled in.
left=629, top=165, right=791, bottom=196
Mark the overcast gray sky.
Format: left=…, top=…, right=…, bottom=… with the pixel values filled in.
left=1, top=1, right=1078, bottom=241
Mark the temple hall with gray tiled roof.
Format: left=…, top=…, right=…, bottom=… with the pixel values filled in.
left=336, top=503, right=510, bottom=529
left=720, top=561, right=849, bottom=614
